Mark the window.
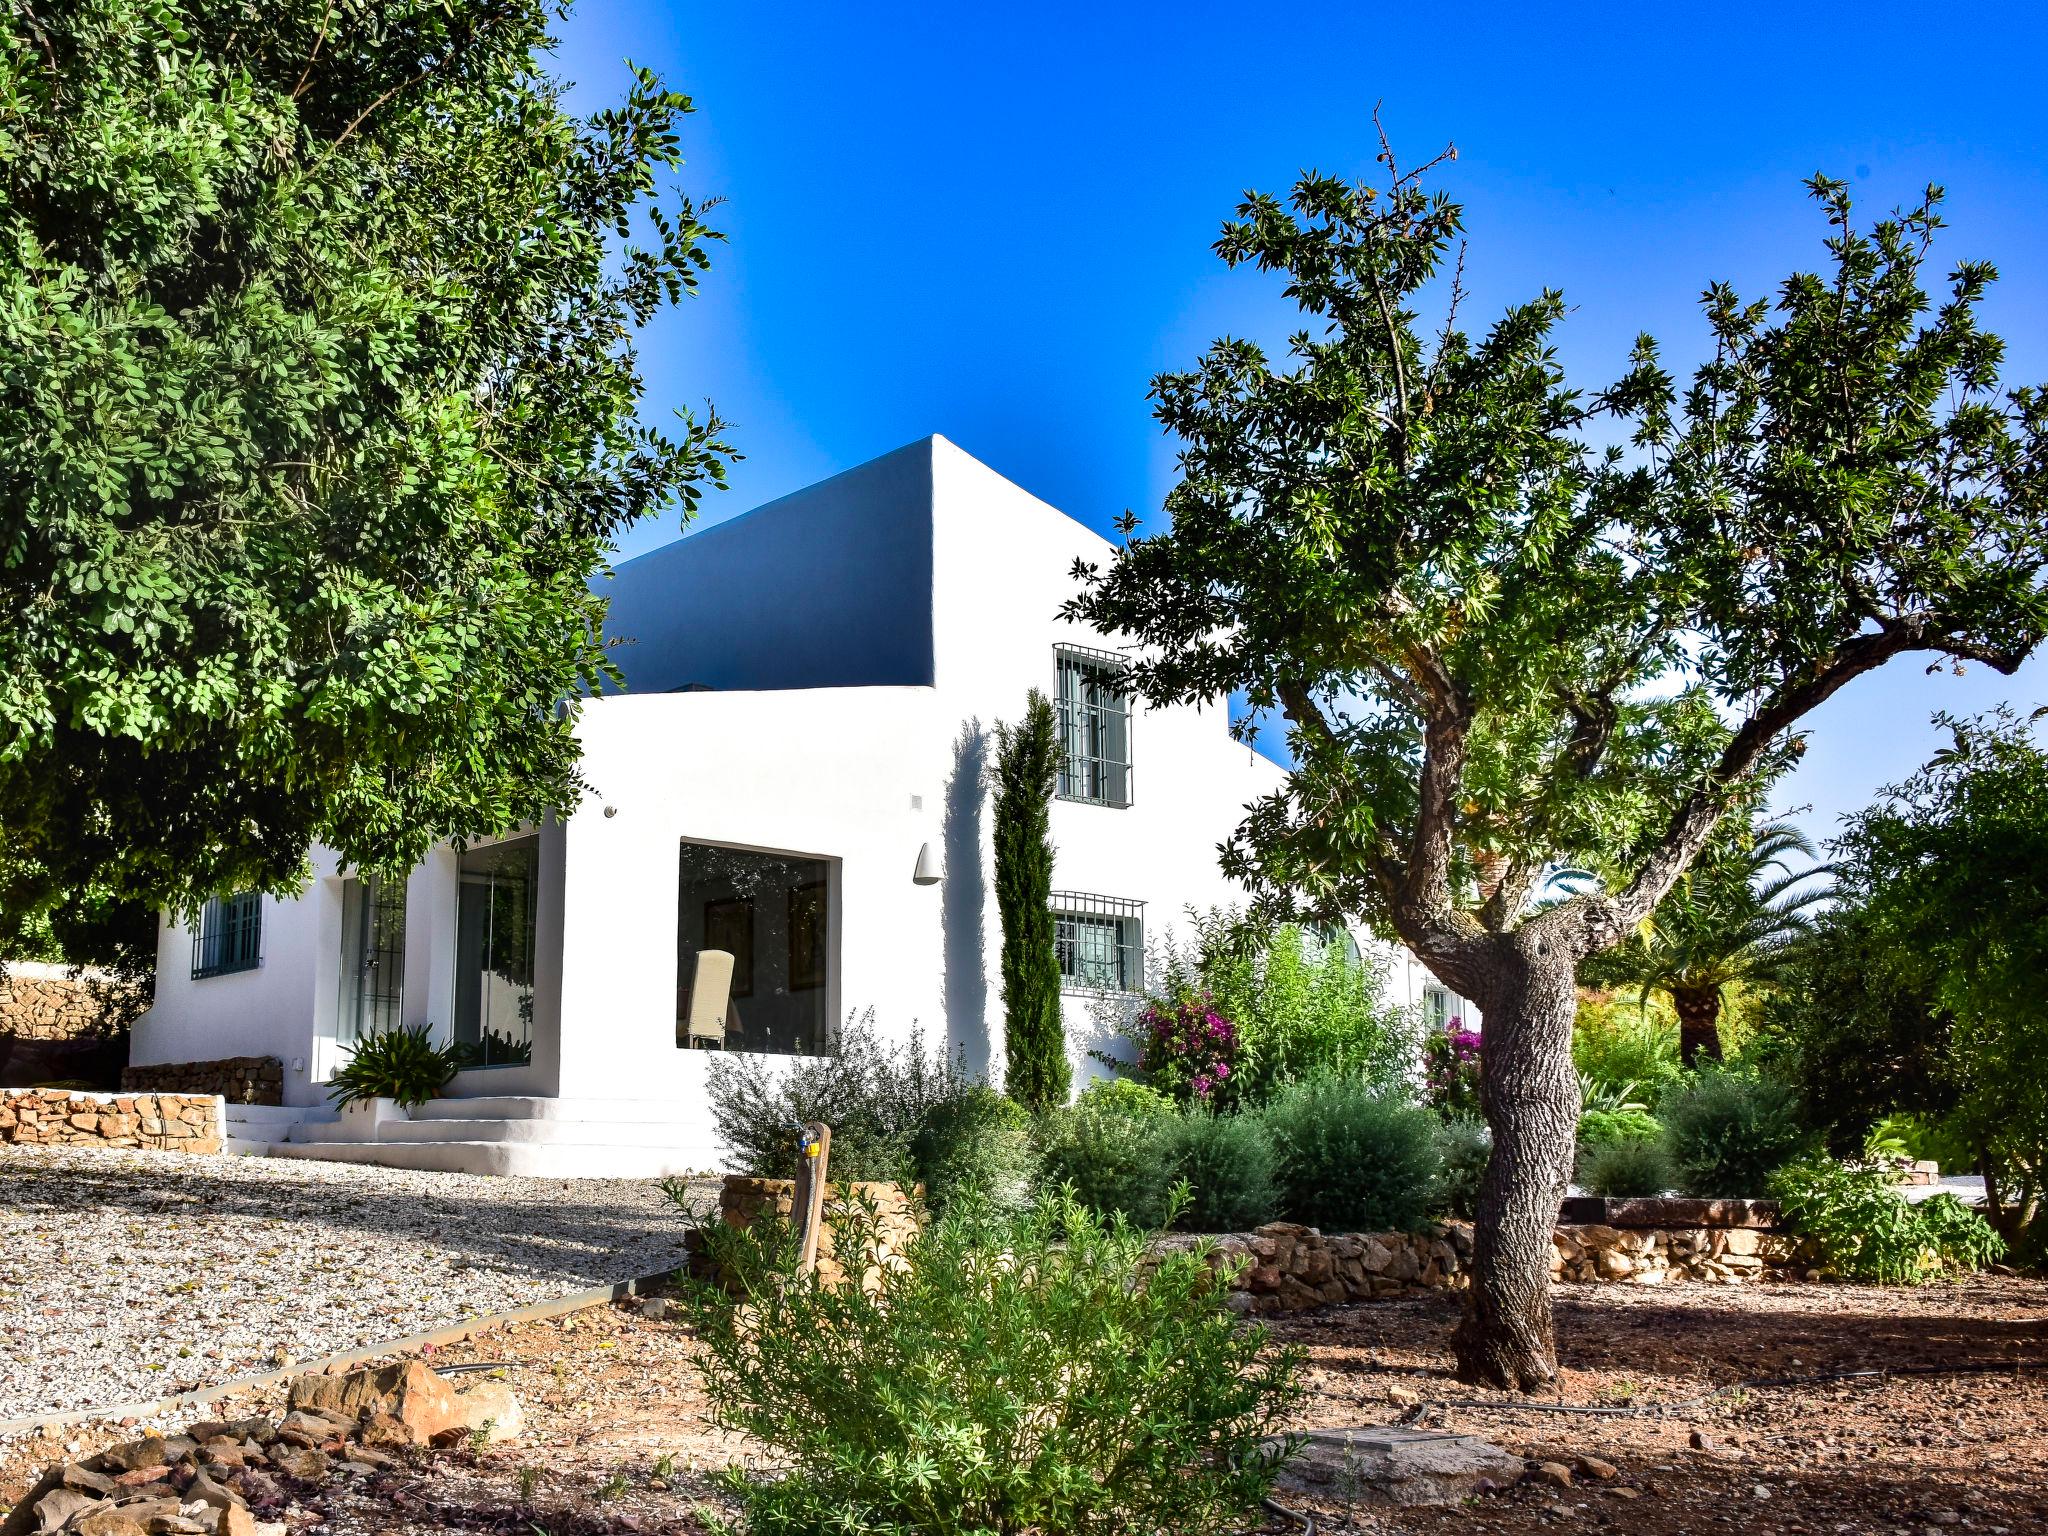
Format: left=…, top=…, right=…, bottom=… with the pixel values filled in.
left=338, top=873, right=406, bottom=1041
left=453, top=838, right=538, bottom=1068
left=1052, top=892, right=1144, bottom=993
left=677, top=841, right=834, bottom=1055
left=1055, top=646, right=1133, bottom=806
left=191, top=892, right=263, bottom=979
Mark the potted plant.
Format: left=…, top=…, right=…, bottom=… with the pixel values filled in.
left=327, top=1024, right=462, bottom=1137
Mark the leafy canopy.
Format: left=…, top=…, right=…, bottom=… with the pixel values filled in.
left=1064, top=134, right=2048, bottom=967
left=0, top=0, right=730, bottom=940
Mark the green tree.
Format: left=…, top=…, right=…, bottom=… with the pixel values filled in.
left=1064, top=134, right=2048, bottom=1387
left=0, top=0, right=731, bottom=944
left=1817, top=708, right=2048, bottom=1260
left=993, top=689, right=1068, bottom=1111
left=1585, top=813, right=1832, bottom=1065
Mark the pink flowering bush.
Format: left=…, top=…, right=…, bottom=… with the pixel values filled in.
left=1423, top=1018, right=1483, bottom=1119
left=1135, top=993, right=1239, bottom=1105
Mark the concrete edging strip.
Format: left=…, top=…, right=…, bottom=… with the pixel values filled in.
left=0, top=1268, right=676, bottom=1440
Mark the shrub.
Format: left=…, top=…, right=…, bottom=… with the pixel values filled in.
left=1422, top=1020, right=1483, bottom=1119
left=1431, top=1116, right=1490, bottom=1219
left=1157, top=1111, right=1279, bottom=1231
left=994, top=690, right=1069, bottom=1112
left=1034, top=1095, right=1171, bottom=1228
left=1132, top=993, right=1239, bottom=1106
left=1263, top=1079, right=1442, bottom=1232
left=1578, top=1136, right=1676, bottom=1197
left=1659, top=1064, right=1813, bottom=1196
left=910, top=1084, right=1038, bottom=1215
left=326, top=1025, right=460, bottom=1110
left=1577, top=1106, right=1662, bottom=1148
left=704, top=1012, right=970, bottom=1185
left=1077, top=1076, right=1178, bottom=1121
left=1573, top=993, right=1682, bottom=1106
left=681, top=1190, right=1304, bottom=1536
left=1771, top=1156, right=2005, bottom=1283
left=1132, top=911, right=1418, bottom=1107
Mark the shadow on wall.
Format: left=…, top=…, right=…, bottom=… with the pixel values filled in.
left=941, top=719, right=990, bottom=1081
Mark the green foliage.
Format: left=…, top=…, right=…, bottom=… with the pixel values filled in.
left=1816, top=707, right=2048, bottom=1262
left=993, top=690, right=1068, bottom=1113
left=1576, top=1107, right=1661, bottom=1148
left=1771, top=1156, right=2004, bottom=1283
left=1155, top=1111, right=1279, bottom=1232
left=681, top=1190, right=1303, bottom=1536
left=1146, top=911, right=1417, bottom=1107
left=1075, top=1077, right=1177, bottom=1122
left=326, top=1025, right=460, bottom=1110
left=704, top=1013, right=968, bottom=1186
left=1262, top=1078, right=1442, bottom=1233
left=909, top=1084, right=1038, bottom=1216
left=0, top=0, right=733, bottom=941
left=1034, top=1092, right=1170, bottom=1228
left=1431, top=1116, right=1491, bottom=1219
left=1573, top=994, right=1683, bottom=1106
left=1583, top=812, right=1832, bottom=1062
left=1659, top=1065, right=1812, bottom=1197
left=1578, top=1137, right=1676, bottom=1198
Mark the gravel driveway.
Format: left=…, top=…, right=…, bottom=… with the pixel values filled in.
left=0, top=1145, right=707, bottom=1422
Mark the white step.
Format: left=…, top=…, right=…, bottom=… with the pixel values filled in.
left=372, top=1116, right=704, bottom=1148
left=408, top=1096, right=684, bottom=1123
left=266, top=1138, right=714, bottom=1179
left=225, top=1104, right=338, bottom=1129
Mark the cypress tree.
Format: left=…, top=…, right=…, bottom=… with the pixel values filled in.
left=993, top=689, right=1068, bottom=1111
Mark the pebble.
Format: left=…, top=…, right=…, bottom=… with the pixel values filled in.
left=0, top=1146, right=706, bottom=1421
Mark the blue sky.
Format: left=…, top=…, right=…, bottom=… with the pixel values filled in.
left=551, top=1, right=2048, bottom=845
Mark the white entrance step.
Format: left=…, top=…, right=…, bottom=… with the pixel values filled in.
left=222, top=1103, right=338, bottom=1156
left=268, top=1094, right=717, bottom=1177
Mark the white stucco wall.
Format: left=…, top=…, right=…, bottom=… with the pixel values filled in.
left=130, top=434, right=1475, bottom=1163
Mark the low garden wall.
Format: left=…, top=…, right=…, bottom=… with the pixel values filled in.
left=121, top=1053, right=284, bottom=1104
left=695, top=1175, right=923, bottom=1290
left=0, top=1087, right=224, bottom=1153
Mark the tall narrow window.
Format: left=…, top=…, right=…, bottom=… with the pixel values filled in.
left=454, top=838, right=538, bottom=1068
left=1055, top=646, right=1133, bottom=806
left=191, top=892, right=263, bottom=978
left=1051, top=892, right=1144, bottom=993
left=338, top=873, right=406, bottom=1042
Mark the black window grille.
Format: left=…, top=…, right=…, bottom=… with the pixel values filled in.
left=1051, top=892, right=1144, bottom=993
left=1055, top=645, right=1133, bottom=807
left=191, top=892, right=263, bottom=979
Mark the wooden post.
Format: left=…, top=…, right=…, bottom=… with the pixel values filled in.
left=792, top=1121, right=832, bottom=1277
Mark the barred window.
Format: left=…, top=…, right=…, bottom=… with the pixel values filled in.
left=191, top=892, right=263, bottom=979
left=1055, top=646, right=1133, bottom=807
left=1052, top=892, right=1144, bottom=993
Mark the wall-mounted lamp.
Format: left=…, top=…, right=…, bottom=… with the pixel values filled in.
left=912, top=842, right=943, bottom=886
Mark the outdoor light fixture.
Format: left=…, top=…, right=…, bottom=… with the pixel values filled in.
left=913, top=841, right=943, bottom=885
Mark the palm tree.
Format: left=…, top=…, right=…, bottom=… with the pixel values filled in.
left=1588, top=815, right=1833, bottom=1065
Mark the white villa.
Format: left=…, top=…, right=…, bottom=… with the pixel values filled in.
left=130, top=437, right=1476, bottom=1175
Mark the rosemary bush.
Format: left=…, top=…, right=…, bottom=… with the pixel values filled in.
left=681, top=1189, right=1303, bottom=1536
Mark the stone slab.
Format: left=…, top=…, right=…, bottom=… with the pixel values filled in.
left=1272, top=1425, right=1527, bottom=1507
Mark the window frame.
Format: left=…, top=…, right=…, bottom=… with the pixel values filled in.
left=1054, top=644, right=1135, bottom=808
left=191, top=891, right=264, bottom=980
left=1051, top=891, right=1145, bottom=995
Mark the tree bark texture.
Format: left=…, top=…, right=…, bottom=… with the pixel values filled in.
left=1450, top=935, right=1583, bottom=1390
left=1672, top=986, right=1724, bottom=1067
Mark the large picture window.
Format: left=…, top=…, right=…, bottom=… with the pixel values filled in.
left=191, top=892, right=263, bottom=979
left=1055, top=646, right=1133, bottom=807
left=677, top=842, right=834, bottom=1055
left=1052, top=892, right=1144, bottom=993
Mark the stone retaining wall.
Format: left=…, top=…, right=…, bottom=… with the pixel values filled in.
left=121, top=1054, right=284, bottom=1105
left=0, top=962, right=146, bottom=1041
left=1168, top=1215, right=1803, bottom=1316
left=0, top=1087, right=223, bottom=1153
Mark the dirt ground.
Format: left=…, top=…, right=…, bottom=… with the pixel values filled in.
left=4, top=1275, right=2042, bottom=1535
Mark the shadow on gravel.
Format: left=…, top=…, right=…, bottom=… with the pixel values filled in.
left=0, top=1153, right=707, bottom=1286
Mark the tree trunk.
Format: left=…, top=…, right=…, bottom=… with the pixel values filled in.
left=1452, top=939, right=1582, bottom=1390
left=1672, top=986, right=1723, bottom=1067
